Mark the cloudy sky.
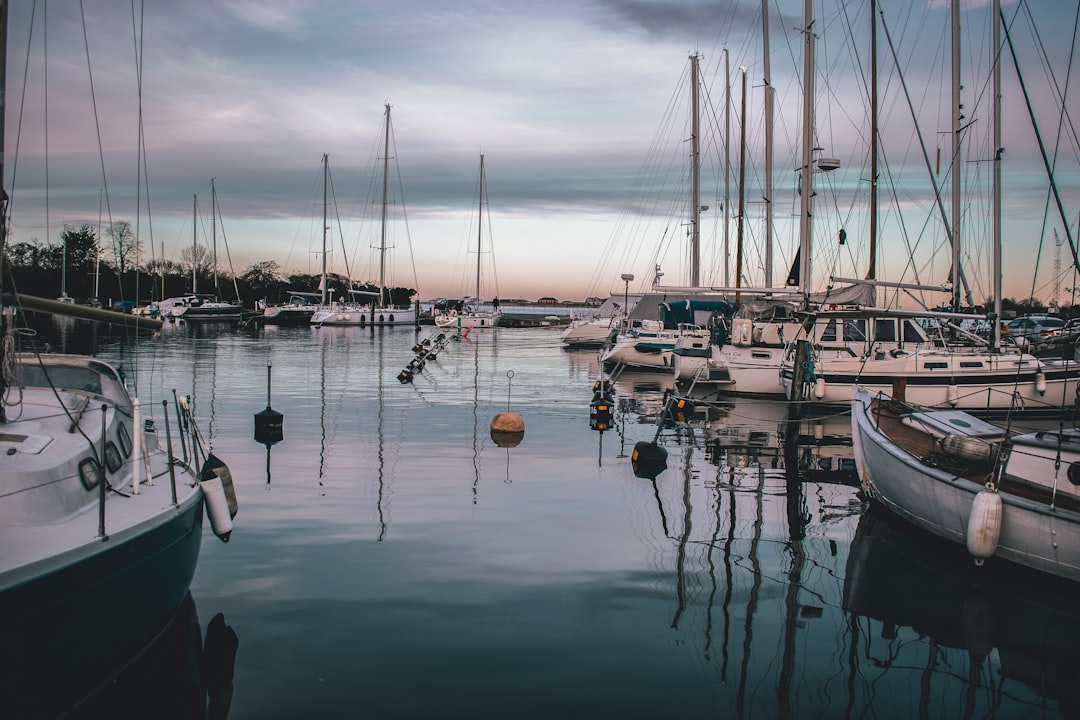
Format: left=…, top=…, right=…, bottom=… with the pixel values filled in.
left=4, top=1, right=1078, bottom=306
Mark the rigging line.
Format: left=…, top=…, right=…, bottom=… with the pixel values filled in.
left=389, top=122, right=421, bottom=300
left=326, top=162, right=355, bottom=287
left=1001, top=6, right=1080, bottom=278
left=1019, top=1, right=1080, bottom=160
left=211, top=193, right=241, bottom=302
left=879, top=9, right=965, bottom=293
left=128, top=0, right=145, bottom=394
left=43, top=1, right=50, bottom=297
left=78, top=0, right=117, bottom=300
left=7, top=1, right=38, bottom=216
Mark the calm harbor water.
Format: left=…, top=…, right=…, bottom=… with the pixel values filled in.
left=23, top=318, right=1080, bottom=718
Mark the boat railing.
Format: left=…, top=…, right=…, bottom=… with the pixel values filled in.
left=93, top=390, right=208, bottom=539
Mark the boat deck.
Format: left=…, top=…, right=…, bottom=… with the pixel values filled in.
left=866, top=395, right=1080, bottom=513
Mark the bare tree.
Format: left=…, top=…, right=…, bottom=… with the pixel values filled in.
left=180, top=243, right=214, bottom=277
left=107, top=221, right=141, bottom=274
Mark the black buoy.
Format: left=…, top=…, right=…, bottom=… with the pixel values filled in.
left=671, top=396, right=695, bottom=423
left=398, top=368, right=414, bottom=384
left=590, top=395, right=613, bottom=432
left=631, top=440, right=668, bottom=479
left=254, top=361, right=284, bottom=446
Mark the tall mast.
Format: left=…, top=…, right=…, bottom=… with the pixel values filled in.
left=723, top=49, right=731, bottom=288
left=211, top=177, right=218, bottom=293
left=690, top=54, right=701, bottom=287
left=736, top=66, right=748, bottom=305
left=992, top=0, right=1002, bottom=348
left=797, top=0, right=816, bottom=304
left=379, top=104, right=391, bottom=308
left=950, top=0, right=961, bottom=311
left=321, top=153, right=328, bottom=305
left=867, top=0, right=878, bottom=282
left=762, top=1, right=774, bottom=287
left=191, top=194, right=197, bottom=293
left=477, top=154, right=485, bottom=302
left=0, top=0, right=9, bottom=423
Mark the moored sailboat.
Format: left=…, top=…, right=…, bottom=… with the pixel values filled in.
left=311, top=104, right=418, bottom=327
left=434, top=153, right=501, bottom=331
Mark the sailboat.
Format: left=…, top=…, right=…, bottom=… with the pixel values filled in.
left=0, top=7, right=237, bottom=713
left=434, top=154, right=501, bottom=331
left=600, top=55, right=734, bottom=372
left=311, top=104, right=418, bottom=327
left=170, top=184, right=243, bottom=322
left=778, top=0, right=1080, bottom=414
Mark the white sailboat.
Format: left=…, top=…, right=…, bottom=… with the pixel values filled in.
left=779, top=0, right=1080, bottom=414
left=312, top=104, right=418, bottom=327
left=434, top=154, right=501, bottom=331
left=0, top=8, right=237, bottom=712
left=170, top=185, right=243, bottom=322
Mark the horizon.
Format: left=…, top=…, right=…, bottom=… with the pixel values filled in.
left=3, top=1, right=1078, bottom=308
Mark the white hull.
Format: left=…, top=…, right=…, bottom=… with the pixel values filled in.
left=433, top=310, right=500, bottom=330
left=312, top=305, right=417, bottom=326
left=852, top=386, right=1080, bottom=581
left=561, top=317, right=619, bottom=347
left=786, top=346, right=1080, bottom=413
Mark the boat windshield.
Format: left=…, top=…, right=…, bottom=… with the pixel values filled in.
left=15, top=358, right=130, bottom=406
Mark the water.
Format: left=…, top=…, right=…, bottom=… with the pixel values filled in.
left=21, top=318, right=1079, bottom=718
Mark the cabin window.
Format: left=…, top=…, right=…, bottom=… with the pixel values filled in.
left=902, top=321, right=924, bottom=343
left=117, top=423, right=132, bottom=458
left=751, top=351, right=772, bottom=359
left=843, top=319, right=867, bottom=342
left=104, top=441, right=123, bottom=474
left=79, top=457, right=103, bottom=490
left=874, top=320, right=897, bottom=342
left=923, top=362, right=949, bottom=370
left=959, top=361, right=984, bottom=368
left=820, top=320, right=837, bottom=342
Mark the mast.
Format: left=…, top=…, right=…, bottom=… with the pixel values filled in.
left=477, top=154, right=485, bottom=303
left=211, top=177, right=218, bottom=293
left=797, top=0, right=816, bottom=305
left=690, top=54, right=701, bottom=287
left=191, top=194, right=197, bottom=293
left=723, top=49, right=731, bottom=287
left=762, top=1, right=774, bottom=287
left=379, top=104, right=391, bottom=309
left=321, top=153, right=328, bottom=305
left=867, top=0, right=878, bottom=282
left=950, top=0, right=961, bottom=312
left=0, top=0, right=8, bottom=423
left=736, top=66, right=748, bottom=305
left=992, top=0, right=1002, bottom=348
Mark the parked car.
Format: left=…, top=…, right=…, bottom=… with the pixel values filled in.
left=1003, top=315, right=1066, bottom=347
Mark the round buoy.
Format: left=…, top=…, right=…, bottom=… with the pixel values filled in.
left=966, top=484, right=1002, bottom=564
left=398, top=369, right=414, bottom=384
left=491, top=412, right=525, bottom=433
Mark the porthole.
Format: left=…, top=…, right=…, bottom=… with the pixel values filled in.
left=79, top=457, right=103, bottom=490
left=104, top=441, right=123, bottom=473
left=1068, top=462, right=1080, bottom=486
left=117, top=423, right=132, bottom=458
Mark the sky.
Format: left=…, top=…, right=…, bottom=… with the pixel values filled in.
left=3, top=0, right=1079, bottom=307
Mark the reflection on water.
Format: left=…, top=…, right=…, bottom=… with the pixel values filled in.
left=844, top=509, right=1080, bottom=717
left=72, top=593, right=239, bottom=720
left=12, top=323, right=1074, bottom=717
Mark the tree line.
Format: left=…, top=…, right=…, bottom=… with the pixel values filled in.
left=3, top=222, right=417, bottom=309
